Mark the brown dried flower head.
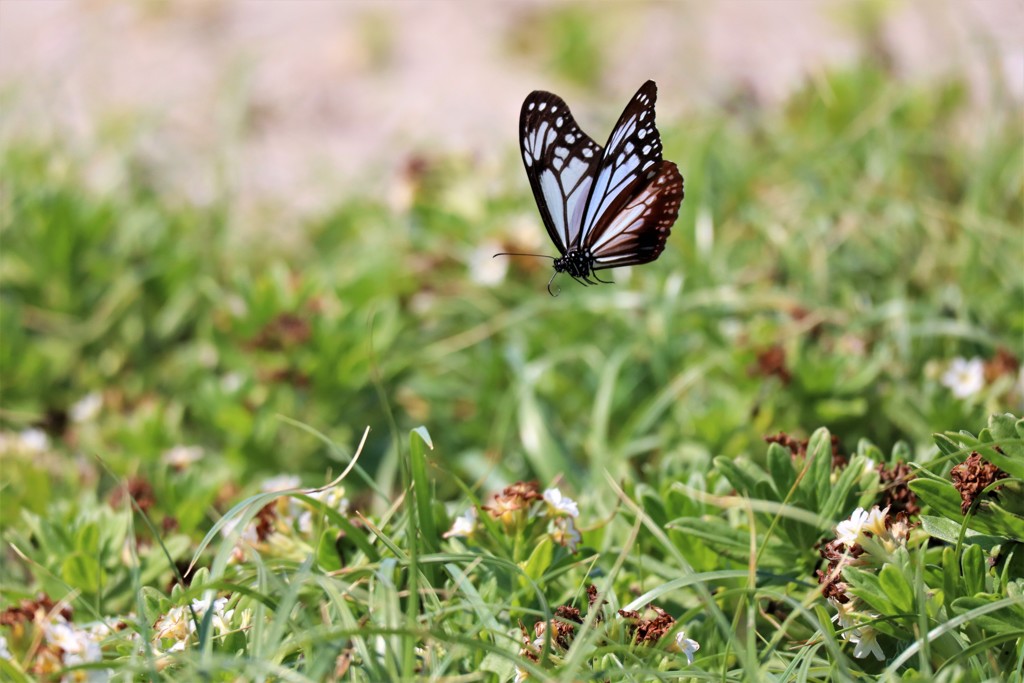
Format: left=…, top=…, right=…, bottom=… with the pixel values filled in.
left=950, top=452, right=1009, bottom=515
left=483, top=481, right=542, bottom=526
left=876, top=462, right=920, bottom=517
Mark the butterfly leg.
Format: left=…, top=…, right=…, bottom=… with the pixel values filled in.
left=592, top=271, right=615, bottom=285
left=546, top=271, right=562, bottom=297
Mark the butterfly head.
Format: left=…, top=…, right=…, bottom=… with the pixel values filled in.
left=553, top=248, right=594, bottom=279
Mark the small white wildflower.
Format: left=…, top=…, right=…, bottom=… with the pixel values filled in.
left=45, top=621, right=87, bottom=654
left=0, top=634, right=11, bottom=660
left=863, top=506, right=889, bottom=538
left=862, top=458, right=876, bottom=475
left=161, top=445, right=203, bottom=468
left=19, top=428, right=50, bottom=452
left=542, top=488, right=579, bottom=518
left=153, top=605, right=193, bottom=647
left=70, top=392, right=103, bottom=423
left=672, top=631, right=700, bottom=664
left=220, top=373, right=244, bottom=393
left=297, top=510, right=316, bottom=535
left=549, top=517, right=581, bottom=552
left=191, top=596, right=233, bottom=634
left=887, top=515, right=911, bottom=546
left=941, top=357, right=985, bottom=399
left=849, top=625, right=885, bottom=660
left=468, top=241, right=508, bottom=286
left=443, top=507, right=478, bottom=539
left=514, top=665, right=529, bottom=682
left=829, top=598, right=859, bottom=630
left=835, top=507, right=870, bottom=546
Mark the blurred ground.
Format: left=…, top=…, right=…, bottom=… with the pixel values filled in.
left=1, top=0, right=1021, bottom=216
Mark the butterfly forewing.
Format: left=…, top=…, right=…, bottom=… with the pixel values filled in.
left=520, top=91, right=603, bottom=254
left=579, top=81, right=680, bottom=257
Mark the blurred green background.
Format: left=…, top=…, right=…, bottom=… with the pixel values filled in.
left=1, top=0, right=1021, bottom=525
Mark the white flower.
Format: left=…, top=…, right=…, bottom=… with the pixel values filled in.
left=298, top=487, right=349, bottom=534
left=43, top=619, right=108, bottom=681
left=70, top=392, right=103, bottom=423
left=45, top=621, right=90, bottom=655
left=829, top=598, right=859, bottom=630
left=542, top=488, right=579, bottom=518
left=863, top=505, right=889, bottom=537
left=443, top=507, right=477, bottom=539
left=0, top=634, right=11, bottom=660
left=161, top=445, right=203, bottom=468
left=549, top=517, right=581, bottom=552
left=468, top=241, right=508, bottom=286
left=514, top=666, right=529, bottom=682
left=835, top=507, right=870, bottom=546
left=220, top=373, right=244, bottom=393
left=941, top=357, right=985, bottom=399
left=153, top=605, right=192, bottom=648
left=191, top=596, right=234, bottom=634
left=19, top=428, right=50, bottom=452
left=849, top=625, right=885, bottom=660
left=672, top=631, right=700, bottom=664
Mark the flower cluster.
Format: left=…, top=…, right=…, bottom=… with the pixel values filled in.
left=514, top=585, right=699, bottom=680
left=0, top=594, right=114, bottom=681
left=444, top=481, right=582, bottom=553
left=818, top=506, right=913, bottom=661
left=152, top=595, right=240, bottom=654
left=221, top=476, right=350, bottom=563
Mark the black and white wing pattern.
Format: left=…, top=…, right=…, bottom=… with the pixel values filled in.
left=579, top=81, right=683, bottom=270
left=520, top=90, right=603, bottom=254
left=517, top=80, right=683, bottom=292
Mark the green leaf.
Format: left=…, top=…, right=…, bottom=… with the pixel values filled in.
left=908, top=478, right=964, bottom=521
left=950, top=594, right=1024, bottom=635
left=879, top=563, right=914, bottom=613
left=942, top=546, right=961, bottom=609
left=61, top=552, right=102, bottom=592
left=767, top=443, right=796, bottom=500
left=316, top=528, right=343, bottom=572
left=919, top=515, right=1000, bottom=548
left=933, top=433, right=966, bottom=458
left=713, top=455, right=769, bottom=497
left=409, top=426, right=439, bottom=555
left=962, top=543, right=986, bottom=595
left=520, top=537, right=553, bottom=583
left=983, top=414, right=1024, bottom=479
left=844, top=566, right=896, bottom=615
left=805, top=427, right=834, bottom=510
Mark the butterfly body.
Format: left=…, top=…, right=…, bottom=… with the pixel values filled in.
left=553, top=247, right=595, bottom=280
left=517, top=81, right=683, bottom=294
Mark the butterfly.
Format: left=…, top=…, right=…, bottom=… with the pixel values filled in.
left=499, top=80, right=684, bottom=295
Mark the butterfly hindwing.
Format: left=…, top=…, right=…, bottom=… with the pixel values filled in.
left=520, top=90, right=603, bottom=254
left=590, top=160, right=683, bottom=269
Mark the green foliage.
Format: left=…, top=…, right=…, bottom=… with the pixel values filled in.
left=2, top=59, right=1023, bottom=681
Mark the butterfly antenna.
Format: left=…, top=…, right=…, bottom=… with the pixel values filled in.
left=547, top=271, right=561, bottom=297
left=493, top=251, right=556, bottom=260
